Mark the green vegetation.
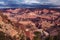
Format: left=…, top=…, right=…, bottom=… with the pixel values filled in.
left=0, top=31, right=13, bottom=40
left=45, top=32, right=60, bottom=40
left=34, top=31, right=41, bottom=40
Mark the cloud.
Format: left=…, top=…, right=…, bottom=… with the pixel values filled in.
left=48, top=0, right=60, bottom=5
left=0, top=1, right=5, bottom=4
left=0, top=0, right=60, bottom=5
left=11, top=0, right=21, bottom=3
left=48, top=0, right=58, bottom=2
left=0, top=0, right=60, bottom=9
left=22, top=0, right=40, bottom=4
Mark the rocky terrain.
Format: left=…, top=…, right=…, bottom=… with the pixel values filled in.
left=0, top=8, right=60, bottom=40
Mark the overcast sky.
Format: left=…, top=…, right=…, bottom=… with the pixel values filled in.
left=0, top=0, right=60, bottom=5
left=0, top=0, right=60, bottom=4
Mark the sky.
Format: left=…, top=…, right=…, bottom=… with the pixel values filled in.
left=0, top=0, right=60, bottom=8
left=0, top=0, right=60, bottom=5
